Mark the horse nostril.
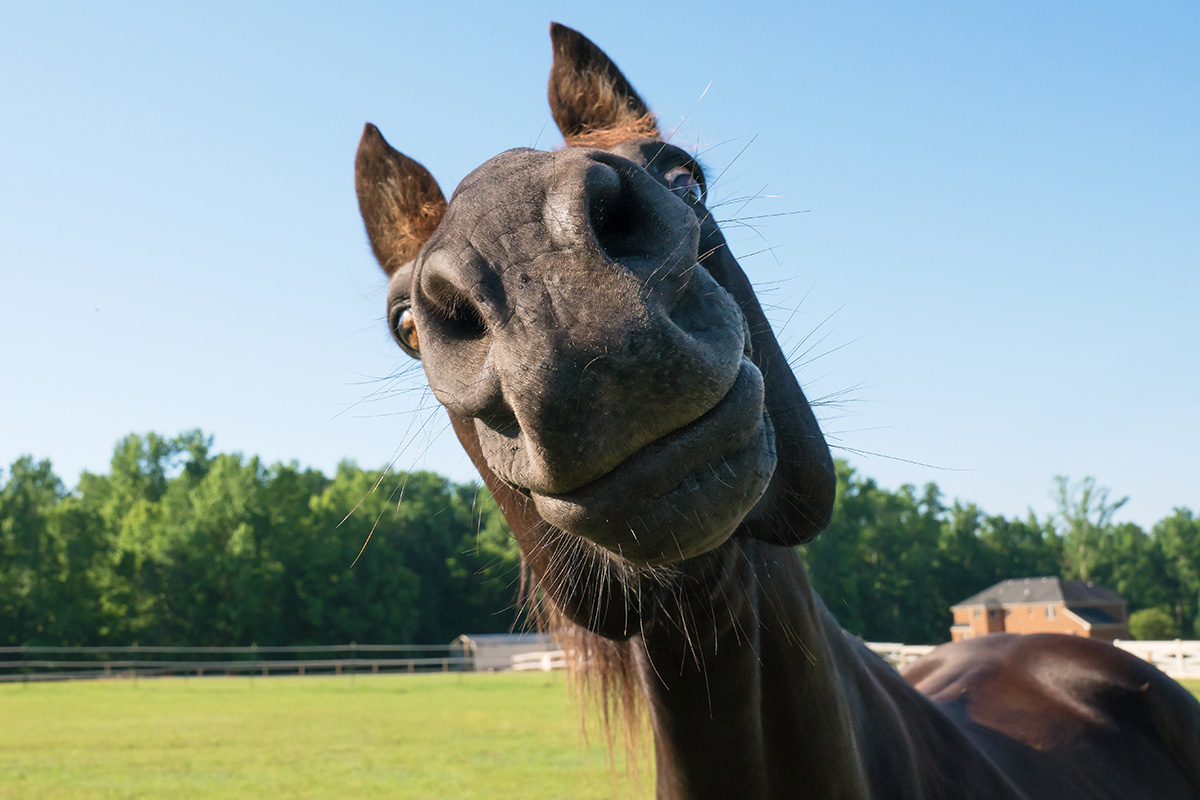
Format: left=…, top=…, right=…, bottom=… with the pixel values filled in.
left=585, top=163, right=659, bottom=263
left=434, top=296, right=488, bottom=342
left=421, top=273, right=490, bottom=342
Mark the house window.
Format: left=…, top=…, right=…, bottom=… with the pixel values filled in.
left=974, top=608, right=982, bottom=618
left=1028, top=607, right=1034, bottom=617
left=1046, top=605, right=1057, bottom=620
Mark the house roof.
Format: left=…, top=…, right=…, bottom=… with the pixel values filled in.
left=1067, top=606, right=1124, bottom=627
left=951, top=577, right=1125, bottom=609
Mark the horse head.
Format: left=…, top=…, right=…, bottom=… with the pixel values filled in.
left=355, top=24, right=835, bottom=637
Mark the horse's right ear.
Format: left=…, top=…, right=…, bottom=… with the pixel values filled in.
left=548, top=23, right=661, bottom=145
left=355, top=123, right=446, bottom=276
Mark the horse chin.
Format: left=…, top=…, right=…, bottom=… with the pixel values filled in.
left=527, top=358, right=777, bottom=566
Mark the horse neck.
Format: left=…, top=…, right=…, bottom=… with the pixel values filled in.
left=629, top=539, right=878, bottom=799
left=628, top=539, right=1034, bottom=800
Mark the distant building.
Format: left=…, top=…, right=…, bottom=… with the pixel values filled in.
left=950, top=577, right=1128, bottom=643
left=450, top=633, right=555, bottom=672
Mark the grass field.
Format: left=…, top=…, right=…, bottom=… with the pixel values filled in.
left=0, top=672, right=652, bottom=800
left=3, top=674, right=1198, bottom=799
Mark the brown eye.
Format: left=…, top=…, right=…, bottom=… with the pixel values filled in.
left=396, top=307, right=420, bottom=357
left=665, top=165, right=703, bottom=204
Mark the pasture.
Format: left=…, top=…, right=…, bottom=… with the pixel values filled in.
left=3, top=673, right=1197, bottom=798
left=0, top=672, right=651, bottom=799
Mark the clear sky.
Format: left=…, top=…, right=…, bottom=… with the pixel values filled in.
left=2, top=2, right=1196, bottom=529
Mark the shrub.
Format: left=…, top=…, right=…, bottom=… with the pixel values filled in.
left=1128, top=608, right=1180, bottom=640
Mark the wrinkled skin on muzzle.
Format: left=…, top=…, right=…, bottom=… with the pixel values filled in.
left=356, top=23, right=834, bottom=587
left=410, top=146, right=774, bottom=563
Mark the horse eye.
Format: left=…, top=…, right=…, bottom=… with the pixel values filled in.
left=395, top=307, right=420, bottom=357
left=664, top=165, right=703, bottom=203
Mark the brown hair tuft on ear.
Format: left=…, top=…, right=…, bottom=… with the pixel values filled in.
left=355, top=123, right=447, bottom=276
left=562, top=112, right=661, bottom=149
left=548, top=23, right=661, bottom=146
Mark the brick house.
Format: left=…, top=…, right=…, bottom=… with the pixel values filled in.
left=949, top=577, right=1128, bottom=643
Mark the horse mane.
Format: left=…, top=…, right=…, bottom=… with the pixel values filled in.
left=519, top=558, right=647, bottom=773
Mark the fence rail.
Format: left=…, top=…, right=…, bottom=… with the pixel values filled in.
left=1112, top=639, right=1200, bottom=679
left=512, top=650, right=568, bottom=672
left=0, top=644, right=469, bottom=682
left=864, top=642, right=938, bottom=667
left=6, top=640, right=1197, bottom=683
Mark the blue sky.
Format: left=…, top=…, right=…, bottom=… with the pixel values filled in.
left=2, top=2, right=1196, bottom=528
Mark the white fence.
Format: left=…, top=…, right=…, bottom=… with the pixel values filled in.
left=1112, top=639, right=1200, bottom=679
left=512, top=643, right=940, bottom=672
left=867, top=639, right=1200, bottom=680
left=511, top=650, right=568, bottom=672
left=864, top=642, right=937, bottom=668
left=514, top=641, right=1200, bottom=680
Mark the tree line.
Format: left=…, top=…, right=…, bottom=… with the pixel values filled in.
left=1, top=431, right=1197, bottom=646
left=804, top=463, right=1200, bottom=643
left=0, top=432, right=521, bottom=647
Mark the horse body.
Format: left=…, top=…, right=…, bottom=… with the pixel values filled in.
left=354, top=24, right=1200, bottom=798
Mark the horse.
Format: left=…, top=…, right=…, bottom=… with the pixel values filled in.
left=353, top=23, right=1200, bottom=799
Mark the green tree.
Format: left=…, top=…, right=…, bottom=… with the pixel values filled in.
left=1154, top=509, right=1200, bottom=637
left=291, top=462, right=422, bottom=643
left=0, top=457, right=66, bottom=644
left=977, top=513, right=1062, bottom=584
left=802, top=460, right=866, bottom=635
left=4, top=432, right=1194, bottom=650
left=147, top=451, right=283, bottom=644
left=1128, top=608, right=1180, bottom=640
left=442, top=483, right=524, bottom=636
left=935, top=501, right=992, bottom=621
left=805, top=465, right=947, bottom=643
left=1052, top=475, right=1127, bottom=583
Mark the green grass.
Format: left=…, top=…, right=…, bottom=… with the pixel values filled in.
left=1180, top=679, right=1200, bottom=698
left=3, top=673, right=1196, bottom=799
left=0, top=672, right=652, bottom=800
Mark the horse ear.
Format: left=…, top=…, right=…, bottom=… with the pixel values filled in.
left=355, top=123, right=447, bottom=276
left=548, top=23, right=661, bottom=145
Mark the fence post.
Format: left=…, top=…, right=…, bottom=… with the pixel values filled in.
left=1178, top=639, right=1186, bottom=677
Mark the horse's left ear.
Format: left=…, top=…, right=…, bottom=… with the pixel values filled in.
left=548, top=23, right=661, bottom=144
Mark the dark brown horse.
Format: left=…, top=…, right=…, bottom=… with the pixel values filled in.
left=354, top=24, right=1200, bottom=799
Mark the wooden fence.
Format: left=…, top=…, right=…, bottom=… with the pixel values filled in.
left=0, top=644, right=469, bottom=682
